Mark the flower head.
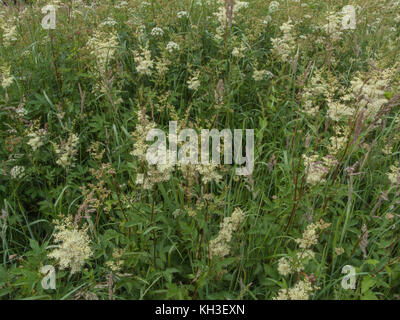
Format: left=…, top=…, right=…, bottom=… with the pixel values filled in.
left=48, top=216, right=92, bottom=274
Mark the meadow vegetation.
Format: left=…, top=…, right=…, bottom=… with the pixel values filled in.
left=0, top=0, right=400, bottom=300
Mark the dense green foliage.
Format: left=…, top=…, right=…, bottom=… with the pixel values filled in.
left=0, top=0, right=400, bottom=300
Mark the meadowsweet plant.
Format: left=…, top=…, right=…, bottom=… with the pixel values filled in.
left=0, top=0, right=400, bottom=301
left=51, top=132, right=79, bottom=168
left=209, top=207, right=245, bottom=258
left=274, top=220, right=330, bottom=300
left=271, top=18, right=296, bottom=61
left=48, top=216, right=92, bottom=275
left=0, top=63, right=13, bottom=89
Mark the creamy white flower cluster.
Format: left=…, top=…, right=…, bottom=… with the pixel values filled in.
left=387, top=163, right=400, bottom=185
left=27, top=129, right=47, bottom=151
left=302, top=154, right=336, bottom=185
left=0, top=64, right=13, bottom=89
left=133, top=44, right=154, bottom=76
left=322, top=11, right=343, bottom=42
left=350, top=68, right=393, bottom=120
left=274, top=220, right=330, bottom=300
left=274, top=279, right=316, bottom=300
left=51, top=133, right=79, bottom=168
left=48, top=216, right=92, bottom=274
left=213, top=1, right=249, bottom=40
left=1, top=17, right=18, bottom=47
left=87, top=29, right=118, bottom=73
left=177, top=11, right=189, bottom=19
left=209, top=208, right=245, bottom=258
left=166, top=41, right=179, bottom=53
left=271, top=19, right=296, bottom=61
left=187, top=71, right=201, bottom=91
left=105, top=248, right=125, bottom=272
left=10, top=165, right=25, bottom=179
left=151, top=27, right=164, bottom=37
